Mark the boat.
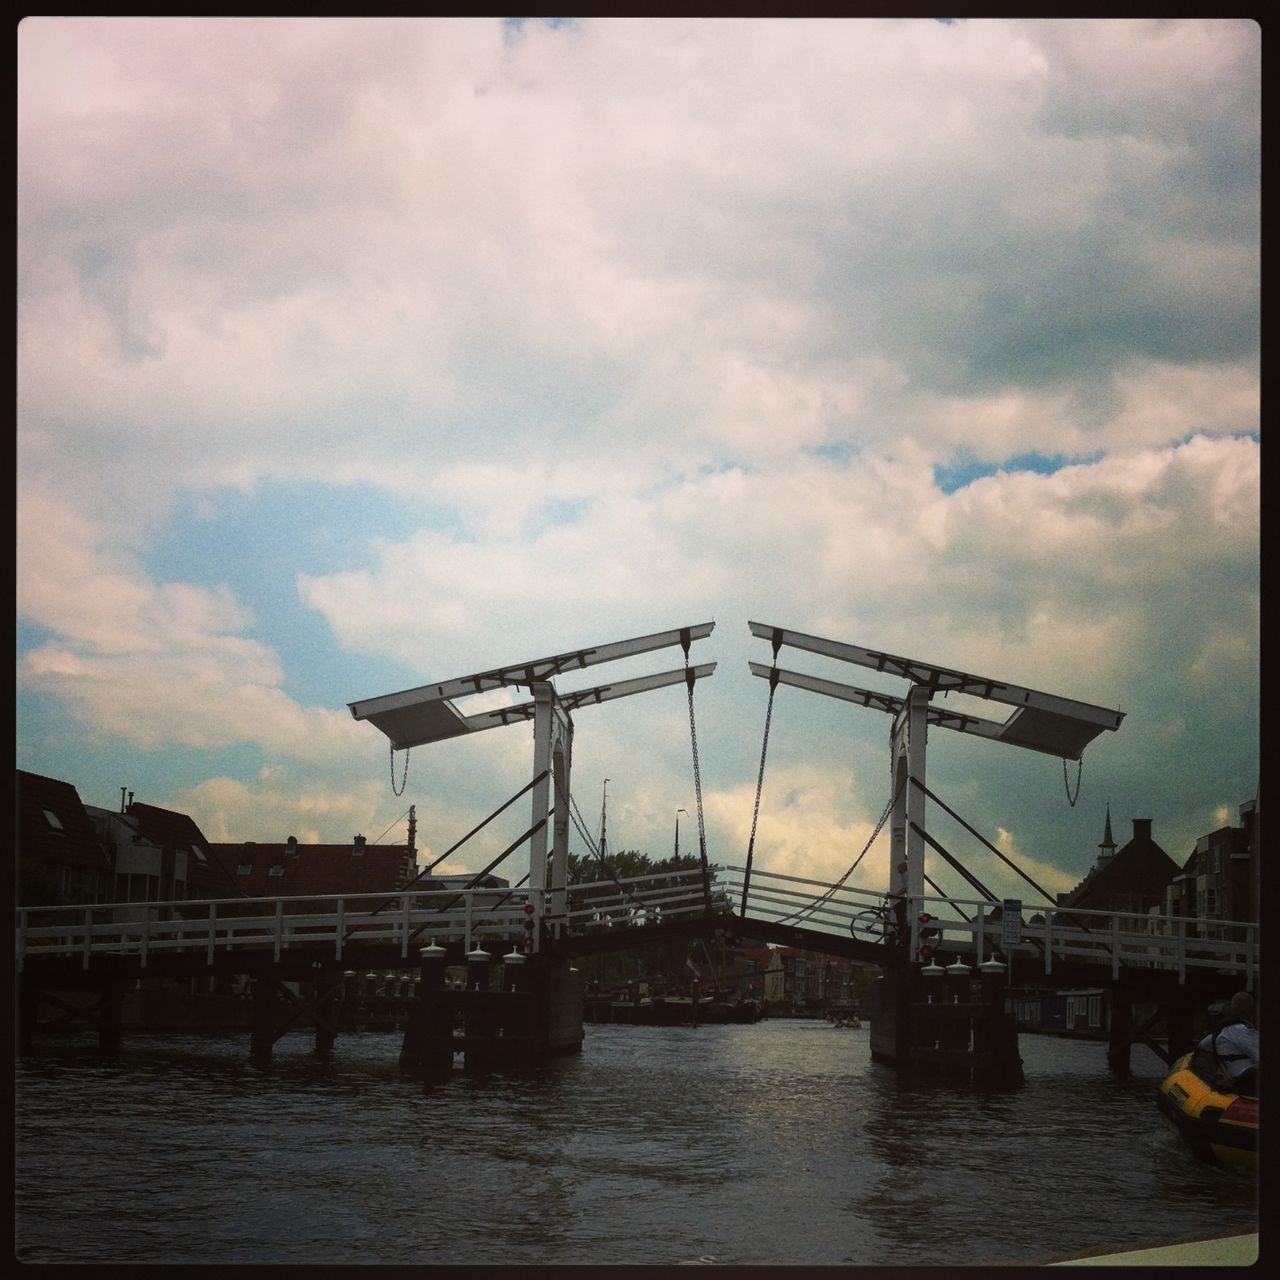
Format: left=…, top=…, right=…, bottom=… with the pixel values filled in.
left=1156, top=1046, right=1258, bottom=1172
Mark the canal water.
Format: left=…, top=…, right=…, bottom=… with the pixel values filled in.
left=14, top=1019, right=1258, bottom=1266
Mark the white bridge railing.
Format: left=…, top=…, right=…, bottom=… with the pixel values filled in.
left=727, top=866, right=1259, bottom=987
left=17, top=888, right=534, bottom=972
left=565, top=867, right=726, bottom=930
left=15, top=870, right=722, bottom=973
left=18, top=865, right=1258, bottom=988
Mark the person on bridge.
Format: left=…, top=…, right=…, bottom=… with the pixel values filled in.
left=1200, top=991, right=1259, bottom=1097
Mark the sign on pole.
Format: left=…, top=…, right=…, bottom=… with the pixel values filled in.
left=1001, top=899, right=1023, bottom=947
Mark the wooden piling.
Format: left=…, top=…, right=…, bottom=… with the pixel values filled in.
left=98, top=982, right=124, bottom=1053
left=1107, top=985, right=1133, bottom=1076
left=250, top=976, right=279, bottom=1064
left=18, top=977, right=38, bottom=1056
left=401, top=944, right=453, bottom=1080
left=313, top=972, right=338, bottom=1056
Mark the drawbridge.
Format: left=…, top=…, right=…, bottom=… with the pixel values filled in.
left=16, top=621, right=1257, bottom=1078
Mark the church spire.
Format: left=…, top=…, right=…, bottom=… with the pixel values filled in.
left=1098, top=803, right=1116, bottom=861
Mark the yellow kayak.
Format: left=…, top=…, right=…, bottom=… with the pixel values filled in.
left=1156, top=1049, right=1258, bottom=1172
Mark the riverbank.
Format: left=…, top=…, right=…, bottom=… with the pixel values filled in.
left=1042, top=1230, right=1258, bottom=1266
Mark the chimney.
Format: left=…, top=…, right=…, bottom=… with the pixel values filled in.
left=120, top=787, right=127, bottom=814
left=353, top=834, right=366, bottom=856
left=285, top=835, right=299, bottom=858
left=1132, top=818, right=1153, bottom=842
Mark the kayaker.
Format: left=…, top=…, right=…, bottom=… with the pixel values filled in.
left=1200, top=991, right=1259, bottom=1096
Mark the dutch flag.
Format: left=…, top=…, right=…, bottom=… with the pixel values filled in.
left=686, top=954, right=702, bottom=980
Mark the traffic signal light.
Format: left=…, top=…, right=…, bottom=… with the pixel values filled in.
left=523, top=902, right=536, bottom=953
left=917, top=912, right=939, bottom=960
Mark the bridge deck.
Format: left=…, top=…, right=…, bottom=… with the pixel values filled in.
left=16, top=866, right=1257, bottom=990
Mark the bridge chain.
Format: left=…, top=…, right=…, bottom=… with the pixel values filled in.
left=1063, top=755, right=1083, bottom=806
left=390, top=743, right=410, bottom=797
left=774, top=778, right=902, bottom=927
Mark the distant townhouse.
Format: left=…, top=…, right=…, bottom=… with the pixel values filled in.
left=207, top=833, right=420, bottom=905
left=773, top=946, right=876, bottom=1014
left=730, top=945, right=785, bottom=1005
left=85, top=798, right=242, bottom=913
left=1163, top=797, right=1259, bottom=941
left=16, top=770, right=113, bottom=908
left=1055, top=811, right=1180, bottom=926
left=1015, top=799, right=1258, bottom=1039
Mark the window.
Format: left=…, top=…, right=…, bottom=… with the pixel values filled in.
left=191, top=844, right=208, bottom=864
left=268, top=864, right=284, bottom=877
left=237, top=864, right=252, bottom=876
left=43, top=809, right=65, bottom=831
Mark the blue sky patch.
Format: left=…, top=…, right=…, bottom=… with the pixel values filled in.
left=534, top=498, right=589, bottom=534
left=808, top=442, right=858, bottom=466
left=143, top=482, right=440, bottom=705
left=933, top=451, right=1099, bottom=495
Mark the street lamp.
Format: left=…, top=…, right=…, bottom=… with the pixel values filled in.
left=674, top=808, right=688, bottom=860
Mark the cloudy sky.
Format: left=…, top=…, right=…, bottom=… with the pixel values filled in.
left=17, top=17, right=1259, bottom=917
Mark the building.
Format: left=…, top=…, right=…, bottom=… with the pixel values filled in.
left=715, top=944, right=784, bottom=1004
left=17, top=771, right=246, bottom=914
left=772, top=947, right=876, bottom=1015
left=1163, top=797, right=1259, bottom=941
left=1056, top=813, right=1181, bottom=924
left=85, top=797, right=242, bottom=916
left=207, top=834, right=419, bottom=903
left=16, top=770, right=114, bottom=908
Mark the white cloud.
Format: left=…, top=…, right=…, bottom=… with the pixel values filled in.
left=16, top=484, right=369, bottom=760
left=16, top=18, right=1258, bottom=882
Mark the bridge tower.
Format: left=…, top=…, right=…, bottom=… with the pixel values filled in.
left=347, top=624, right=715, bottom=1070
left=349, top=622, right=714, bottom=951
left=748, top=622, right=1124, bottom=1084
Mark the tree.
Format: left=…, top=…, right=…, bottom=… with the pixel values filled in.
left=563, top=847, right=727, bottom=989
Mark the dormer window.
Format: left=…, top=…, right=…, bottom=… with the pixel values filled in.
left=43, top=809, right=64, bottom=831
